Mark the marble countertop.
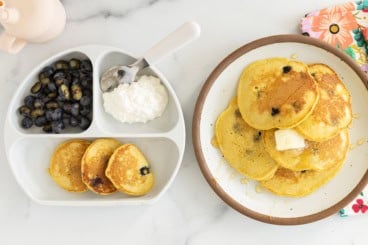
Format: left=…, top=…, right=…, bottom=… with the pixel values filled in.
left=0, top=0, right=367, bottom=244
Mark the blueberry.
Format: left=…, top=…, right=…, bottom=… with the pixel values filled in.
left=80, top=60, right=92, bottom=72
left=69, top=117, right=79, bottom=127
left=62, top=102, right=72, bottom=114
left=139, top=166, right=150, bottom=176
left=24, top=95, right=35, bottom=108
left=54, top=60, right=69, bottom=70
left=83, top=89, right=92, bottom=98
left=33, top=98, right=44, bottom=108
left=40, top=77, right=51, bottom=86
left=271, top=107, right=280, bottom=116
left=42, top=123, right=52, bottom=133
left=45, top=110, right=53, bottom=121
left=80, top=96, right=91, bottom=106
left=71, top=77, right=80, bottom=86
left=21, top=117, right=33, bottom=129
left=80, top=77, right=92, bottom=88
left=283, top=66, right=292, bottom=74
left=79, top=116, right=91, bottom=130
left=18, top=106, right=31, bottom=116
left=47, top=82, right=57, bottom=92
left=53, top=71, right=66, bottom=82
left=41, top=66, right=54, bottom=75
left=58, top=84, right=70, bottom=101
left=80, top=106, right=90, bottom=116
left=69, top=59, right=81, bottom=69
left=70, top=103, right=80, bottom=117
left=34, top=116, right=47, bottom=127
left=51, top=120, right=64, bottom=133
left=51, top=108, right=63, bottom=121
left=30, top=81, right=42, bottom=94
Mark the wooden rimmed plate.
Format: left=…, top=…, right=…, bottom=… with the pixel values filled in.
left=192, top=35, right=368, bottom=225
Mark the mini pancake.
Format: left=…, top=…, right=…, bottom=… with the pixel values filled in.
left=260, top=158, right=345, bottom=197
left=215, top=97, right=278, bottom=180
left=263, top=128, right=349, bottom=171
left=48, top=139, right=90, bottom=192
left=296, top=64, right=352, bottom=141
left=237, top=58, right=319, bottom=130
left=106, top=144, right=154, bottom=196
left=81, top=138, right=121, bottom=195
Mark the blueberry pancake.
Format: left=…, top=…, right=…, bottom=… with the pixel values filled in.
left=81, top=138, right=121, bottom=195
left=106, top=144, right=154, bottom=196
left=260, top=158, right=345, bottom=197
left=296, top=64, right=352, bottom=142
left=237, top=58, right=319, bottom=130
left=215, top=98, right=278, bottom=180
left=48, top=139, right=90, bottom=192
left=263, top=128, right=349, bottom=171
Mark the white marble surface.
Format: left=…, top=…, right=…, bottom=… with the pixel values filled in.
left=0, top=0, right=367, bottom=244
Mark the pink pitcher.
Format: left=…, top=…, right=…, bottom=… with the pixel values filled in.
left=0, top=0, right=66, bottom=54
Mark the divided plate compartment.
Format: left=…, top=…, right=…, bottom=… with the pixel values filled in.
left=4, top=45, right=185, bottom=206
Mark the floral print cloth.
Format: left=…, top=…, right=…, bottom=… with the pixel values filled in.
left=301, top=1, right=368, bottom=217
left=301, top=0, right=368, bottom=76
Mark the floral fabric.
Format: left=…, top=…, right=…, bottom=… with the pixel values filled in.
left=301, top=0, right=368, bottom=75
left=301, top=1, right=368, bottom=217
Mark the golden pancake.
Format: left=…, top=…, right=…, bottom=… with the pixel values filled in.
left=106, top=144, right=154, bottom=196
left=215, top=98, right=278, bottom=180
left=260, top=158, right=345, bottom=197
left=263, top=128, right=349, bottom=171
left=237, top=58, right=319, bottom=130
left=296, top=64, right=352, bottom=141
left=48, top=139, right=90, bottom=192
left=81, top=138, right=121, bottom=195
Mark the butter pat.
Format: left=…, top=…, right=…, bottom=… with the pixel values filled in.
left=275, top=129, right=305, bottom=151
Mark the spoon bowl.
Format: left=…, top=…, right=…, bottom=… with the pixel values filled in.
left=99, top=21, right=201, bottom=92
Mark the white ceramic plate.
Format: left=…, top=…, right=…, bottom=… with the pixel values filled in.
left=193, top=35, right=368, bottom=225
left=4, top=45, right=185, bottom=206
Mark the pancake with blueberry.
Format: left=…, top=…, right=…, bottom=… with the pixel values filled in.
left=215, top=98, right=278, bottom=180
left=260, top=158, right=345, bottom=197
left=48, top=139, right=90, bottom=192
left=296, top=64, right=352, bottom=141
left=237, top=58, right=319, bottom=130
left=263, top=128, right=349, bottom=171
left=106, top=144, right=154, bottom=196
left=81, top=138, right=121, bottom=195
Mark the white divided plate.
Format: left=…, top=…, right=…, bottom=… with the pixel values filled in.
left=193, top=35, right=368, bottom=225
left=4, top=45, right=185, bottom=206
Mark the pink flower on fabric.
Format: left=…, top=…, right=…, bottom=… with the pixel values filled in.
left=352, top=199, right=368, bottom=213
left=311, top=11, right=358, bottom=49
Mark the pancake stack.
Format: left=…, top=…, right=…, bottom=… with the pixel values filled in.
left=215, top=58, right=352, bottom=197
left=49, top=139, right=154, bottom=196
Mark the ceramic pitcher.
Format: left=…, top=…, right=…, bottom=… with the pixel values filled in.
left=0, top=0, right=66, bottom=54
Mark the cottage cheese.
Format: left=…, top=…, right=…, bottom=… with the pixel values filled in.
left=102, top=75, right=168, bottom=123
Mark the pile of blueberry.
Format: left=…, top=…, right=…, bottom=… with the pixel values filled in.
left=18, top=58, right=93, bottom=133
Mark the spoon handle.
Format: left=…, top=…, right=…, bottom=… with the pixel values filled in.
left=143, top=21, right=201, bottom=65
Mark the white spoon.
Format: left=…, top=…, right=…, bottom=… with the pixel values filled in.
left=100, top=21, right=201, bottom=92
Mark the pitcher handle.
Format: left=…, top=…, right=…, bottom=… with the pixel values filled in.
left=0, top=32, right=26, bottom=54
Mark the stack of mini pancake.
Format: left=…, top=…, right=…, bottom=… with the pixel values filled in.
left=215, top=58, right=352, bottom=197
left=48, top=138, right=154, bottom=196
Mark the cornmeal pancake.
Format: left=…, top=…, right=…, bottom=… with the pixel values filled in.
left=215, top=98, right=278, bottom=180
left=296, top=64, right=352, bottom=141
left=260, top=158, right=345, bottom=197
left=48, top=139, right=90, bottom=192
left=106, top=144, right=154, bottom=196
left=81, top=138, right=121, bottom=195
left=237, top=58, right=319, bottom=130
left=263, top=129, right=349, bottom=171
